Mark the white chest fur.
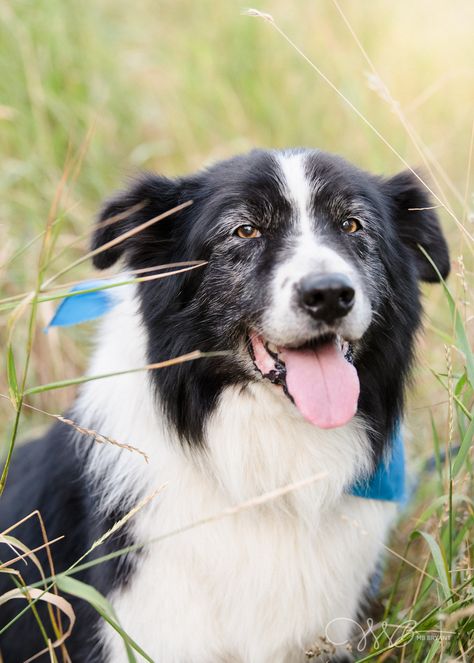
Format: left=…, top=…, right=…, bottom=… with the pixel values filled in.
left=75, top=288, right=397, bottom=662
left=102, top=489, right=395, bottom=663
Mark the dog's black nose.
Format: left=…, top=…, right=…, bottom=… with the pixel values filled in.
left=298, top=273, right=355, bottom=322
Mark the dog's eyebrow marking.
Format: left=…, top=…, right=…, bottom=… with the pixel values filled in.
left=277, top=151, right=314, bottom=240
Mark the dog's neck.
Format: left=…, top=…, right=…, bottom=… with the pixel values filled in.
left=74, top=284, right=372, bottom=523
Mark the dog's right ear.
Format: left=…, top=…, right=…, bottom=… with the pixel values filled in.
left=382, top=170, right=450, bottom=282
left=91, top=174, right=184, bottom=270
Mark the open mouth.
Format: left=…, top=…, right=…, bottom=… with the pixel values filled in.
left=249, top=333, right=360, bottom=430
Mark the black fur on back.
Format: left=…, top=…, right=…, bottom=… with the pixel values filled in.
left=0, top=423, right=135, bottom=662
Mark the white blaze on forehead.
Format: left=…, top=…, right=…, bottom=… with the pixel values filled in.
left=275, top=151, right=352, bottom=279
left=277, top=151, right=314, bottom=238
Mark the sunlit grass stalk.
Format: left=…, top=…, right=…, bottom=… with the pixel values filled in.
left=23, top=350, right=229, bottom=396
left=0, top=260, right=205, bottom=310
left=244, top=9, right=472, bottom=245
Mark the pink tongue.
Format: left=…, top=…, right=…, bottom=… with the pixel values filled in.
left=280, top=343, right=360, bottom=429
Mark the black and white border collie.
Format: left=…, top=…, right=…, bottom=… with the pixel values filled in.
left=0, top=148, right=449, bottom=662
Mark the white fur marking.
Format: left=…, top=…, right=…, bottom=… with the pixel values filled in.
left=277, top=151, right=314, bottom=240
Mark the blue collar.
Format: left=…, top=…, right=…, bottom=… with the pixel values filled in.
left=47, top=281, right=407, bottom=504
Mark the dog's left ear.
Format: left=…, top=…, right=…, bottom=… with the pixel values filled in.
left=383, top=170, right=450, bottom=282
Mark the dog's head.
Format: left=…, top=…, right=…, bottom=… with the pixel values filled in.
left=92, top=149, right=449, bottom=446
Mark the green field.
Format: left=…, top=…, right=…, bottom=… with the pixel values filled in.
left=1, top=1, right=473, bottom=660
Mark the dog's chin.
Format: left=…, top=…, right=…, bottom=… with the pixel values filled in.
left=248, top=330, right=361, bottom=430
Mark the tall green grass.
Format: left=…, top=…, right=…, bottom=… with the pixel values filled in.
left=1, top=0, right=473, bottom=660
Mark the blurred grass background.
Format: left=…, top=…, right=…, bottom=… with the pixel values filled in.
left=0, top=0, right=473, bottom=659
left=1, top=0, right=472, bottom=445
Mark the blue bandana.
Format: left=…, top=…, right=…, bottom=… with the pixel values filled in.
left=46, top=280, right=120, bottom=328
left=47, top=280, right=406, bottom=504
left=349, top=427, right=406, bottom=503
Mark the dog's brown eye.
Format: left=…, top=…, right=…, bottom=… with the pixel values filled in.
left=341, top=218, right=362, bottom=234
left=235, top=225, right=261, bottom=239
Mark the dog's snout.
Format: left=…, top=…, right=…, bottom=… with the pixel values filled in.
left=298, top=273, right=355, bottom=322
